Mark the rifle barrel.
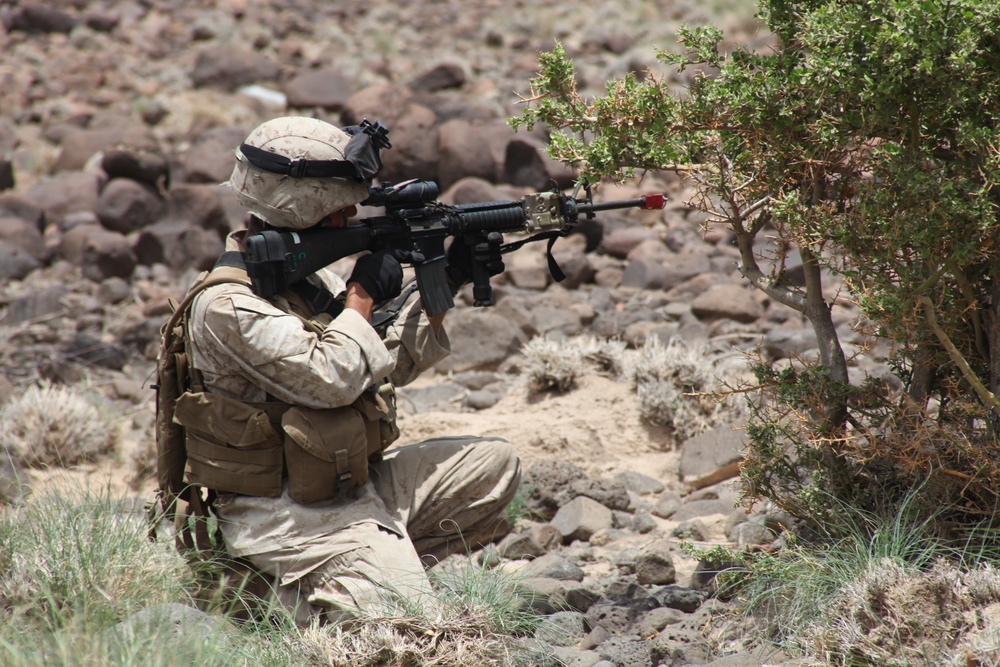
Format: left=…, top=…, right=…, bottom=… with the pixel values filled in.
left=576, top=194, right=666, bottom=214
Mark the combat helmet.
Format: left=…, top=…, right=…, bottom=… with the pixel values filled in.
left=227, top=116, right=390, bottom=230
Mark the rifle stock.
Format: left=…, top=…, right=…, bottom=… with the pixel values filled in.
left=244, top=180, right=666, bottom=317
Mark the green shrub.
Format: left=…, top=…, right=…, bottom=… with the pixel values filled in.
left=512, top=0, right=1000, bottom=544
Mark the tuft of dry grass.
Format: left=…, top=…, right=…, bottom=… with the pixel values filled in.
left=299, top=613, right=542, bottom=667
left=627, top=336, right=747, bottom=440
left=520, top=333, right=747, bottom=440
left=128, top=431, right=157, bottom=489
left=521, top=335, right=628, bottom=393
left=296, top=558, right=554, bottom=667
left=0, top=381, right=119, bottom=469
left=806, top=559, right=1000, bottom=667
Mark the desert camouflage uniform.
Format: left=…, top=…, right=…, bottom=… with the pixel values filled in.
left=187, top=231, right=521, bottom=621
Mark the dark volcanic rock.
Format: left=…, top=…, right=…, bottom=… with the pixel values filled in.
left=522, top=459, right=589, bottom=521
left=191, top=46, right=281, bottom=91
left=4, top=4, right=78, bottom=34
left=283, top=68, right=356, bottom=110
left=407, top=62, right=467, bottom=91
left=60, top=225, right=137, bottom=281
left=96, top=178, right=167, bottom=234
left=0, top=241, right=41, bottom=281
left=101, top=147, right=171, bottom=190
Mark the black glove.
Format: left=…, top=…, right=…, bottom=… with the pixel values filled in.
left=445, top=236, right=474, bottom=289
left=446, top=234, right=505, bottom=289
left=349, top=250, right=403, bottom=303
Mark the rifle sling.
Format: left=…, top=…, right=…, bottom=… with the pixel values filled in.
left=500, top=230, right=568, bottom=283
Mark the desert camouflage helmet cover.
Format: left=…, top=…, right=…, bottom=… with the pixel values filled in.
left=226, top=116, right=377, bottom=230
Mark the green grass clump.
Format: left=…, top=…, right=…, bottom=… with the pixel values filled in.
left=0, top=487, right=308, bottom=667
left=716, top=486, right=1000, bottom=666
left=0, top=486, right=554, bottom=667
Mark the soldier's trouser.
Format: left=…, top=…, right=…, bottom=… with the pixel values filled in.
left=229, top=436, right=520, bottom=622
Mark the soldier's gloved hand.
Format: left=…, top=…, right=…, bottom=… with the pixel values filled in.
left=445, top=236, right=475, bottom=289
left=349, top=250, right=403, bottom=303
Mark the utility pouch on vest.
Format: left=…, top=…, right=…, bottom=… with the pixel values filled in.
left=281, top=405, right=371, bottom=504
left=156, top=325, right=190, bottom=500
left=356, top=387, right=401, bottom=456
left=174, top=391, right=285, bottom=497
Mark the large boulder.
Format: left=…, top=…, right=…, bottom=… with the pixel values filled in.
left=341, top=84, right=410, bottom=129
left=679, top=426, right=746, bottom=488
left=503, top=136, right=576, bottom=191
left=52, top=123, right=154, bottom=173
left=406, top=62, right=466, bottom=92
left=3, top=4, right=77, bottom=34
left=433, top=309, right=525, bottom=373
left=190, top=46, right=281, bottom=91
left=101, top=146, right=171, bottom=190
left=181, top=127, right=247, bottom=184
left=25, top=172, right=101, bottom=230
left=0, top=241, right=41, bottom=281
left=133, top=219, right=224, bottom=271
left=439, top=177, right=507, bottom=205
left=0, top=216, right=46, bottom=260
left=0, top=193, right=44, bottom=230
left=436, top=119, right=505, bottom=190
left=378, top=103, right=440, bottom=184
left=283, top=68, right=356, bottom=110
left=96, top=178, right=167, bottom=234
left=60, top=224, right=137, bottom=281
left=691, top=283, right=764, bottom=323
left=521, top=459, right=589, bottom=521
left=166, top=184, right=233, bottom=239
left=550, top=496, right=614, bottom=544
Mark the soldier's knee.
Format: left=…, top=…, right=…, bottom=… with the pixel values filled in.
left=469, top=437, right=520, bottom=477
left=469, top=437, right=521, bottom=502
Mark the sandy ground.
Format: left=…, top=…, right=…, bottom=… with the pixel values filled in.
left=398, top=373, right=683, bottom=482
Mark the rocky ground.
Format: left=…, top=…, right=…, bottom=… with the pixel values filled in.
left=0, top=1, right=886, bottom=665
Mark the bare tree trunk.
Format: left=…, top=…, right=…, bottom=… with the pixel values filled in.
left=799, top=245, right=849, bottom=430
left=799, top=247, right=848, bottom=384
left=733, top=231, right=850, bottom=430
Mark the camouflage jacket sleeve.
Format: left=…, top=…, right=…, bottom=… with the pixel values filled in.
left=189, top=278, right=394, bottom=409
left=381, top=294, right=451, bottom=388
left=316, top=268, right=450, bottom=387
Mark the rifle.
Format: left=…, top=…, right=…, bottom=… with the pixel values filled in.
left=244, top=179, right=666, bottom=317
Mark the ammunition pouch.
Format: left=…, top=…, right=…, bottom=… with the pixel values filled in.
left=172, top=385, right=400, bottom=504
left=174, top=392, right=286, bottom=498
left=282, top=388, right=398, bottom=504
